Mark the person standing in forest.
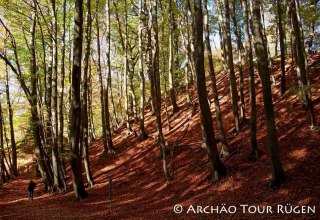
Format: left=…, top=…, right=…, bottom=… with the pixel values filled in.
left=27, top=180, right=36, bottom=201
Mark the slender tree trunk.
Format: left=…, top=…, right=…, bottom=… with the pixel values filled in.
left=82, top=0, right=94, bottom=187
left=186, top=0, right=196, bottom=83
left=242, top=0, right=258, bottom=160
left=168, top=0, right=178, bottom=113
left=150, top=0, right=171, bottom=180
left=231, top=1, right=246, bottom=122
left=275, top=21, right=278, bottom=57
left=70, top=0, right=87, bottom=200
left=204, top=0, right=229, bottom=157
left=95, top=4, right=108, bottom=151
left=3, top=115, right=12, bottom=174
left=88, top=63, right=96, bottom=140
left=124, top=0, right=132, bottom=132
left=0, top=102, right=6, bottom=184
left=146, top=6, right=156, bottom=116
left=218, top=0, right=240, bottom=134
left=5, top=63, right=17, bottom=176
left=59, top=0, right=67, bottom=185
left=50, top=0, right=61, bottom=193
left=193, top=0, right=227, bottom=181
left=139, top=0, right=147, bottom=138
left=277, top=0, right=286, bottom=96
left=252, top=0, right=285, bottom=189
left=105, top=0, right=114, bottom=151
left=0, top=112, right=12, bottom=180
left=218, top=24, right=228, bottom=71
left=290, top=0, right=317, bottom=128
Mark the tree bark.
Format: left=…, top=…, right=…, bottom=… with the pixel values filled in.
left=150, top=0, right=171, bottom=180
left=139, top=0, right=147, bottom=138
left=168, top=0, right=178, bottom=113
left=5, top=62, right=17, bottom=176
left=194, top=0, right=227, bottom=181
left=203, top=0, right=229, bottom=157
left=231, top=1, right=246, bottom=122
left=70, top=0, right=87, bottom=200
left=95, top=4, right=108, bottom=151
left=59, top=0, right=67, bottom=183
left=242, top=0, right=258, bottom=160
left=252, top=0, right=285, bottom=189
left=290, top=0, right=317, bottom=128
left=82, top=0, right=94, bottom=187
left=105, top=0, right=114, bottom=151
left=0, top=102, right=7, bottom=184
left=124, top=0, right=132, bottom=132
left=217, top=0, right=240, bottom=134
left=50, top=0, right=61, bottom=193
left=277, top=0, right=286, bottom=96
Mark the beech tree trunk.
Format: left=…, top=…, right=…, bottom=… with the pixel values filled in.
left=231, top=1, right=246, bottom=122
left=82, top=0, right=94, bottom=187
left=139, top=0, right=147, bottom=138
left=50, top=0, right=61, bottom=193
left=194, top=0, right=227, bottom=181
left=96, top=4, right=108, bottom=152
left=168, top=0, right=178, bottom=113
left=252, top=0, right=285, bottom=189
left=59, top=0, right=67, bottom=182
left=150, top=0, right=171, bottom=180
left=0, top=102, right=6, bottom=184
left=203, top=0, right=229, bottom=157
left=5, top=63, right=17, bottom=176
left=277, top=0, right=286, bottom=96
left=70, top=0, right=87, bottom=200
left=242, top=0, right=258, bottom=160
left=124, top=0, right=132, bottom=132
left=218, top=0, right=240, bottom=134
left=105, top=0, right=114, bottom=151
left=290, top=0, right=317, bottom=127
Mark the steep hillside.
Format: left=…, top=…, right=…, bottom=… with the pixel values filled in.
left=0, top=54, right=319, bottom=219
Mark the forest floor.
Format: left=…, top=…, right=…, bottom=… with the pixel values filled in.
left=1, top=54, right=320, bottom=219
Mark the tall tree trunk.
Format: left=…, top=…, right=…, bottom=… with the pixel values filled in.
left=5, top=63, right=17, bottom=176
left=218, top=0, right=240, bottom=134
left=70, top=0, right=87, bottom=200
left=186, top=0, right=196, bottom=84
left=290, top=0, right=317, bottom=128
left=252, top=0, right=285, bottom=189
left=88, top=63, right=97, bottom=140
left=139, top=0, right=147, bottom=138
left=242, top=0, right=258, bottom=161
left=124, top=0, right=132, bottom=132
left=95, top=4, right=108, bottom=151
left=194, top=0, right=227, bottom=181
left=146, top=5, right=156, bottom=116
left=59, top=0, right=67, bottom=183
left=203, top=0, right=229, bottom=157
left=50, top=0, right=61, bottom=193
left=277, top=0, right=286, bottom=96
left=31, top=13, right=54, bottom=190
left=0, top=102, right=6, bottom=184
left=168, top=0, right=178, bottom=113
left=231, top=1, right=246, bottom=122
left=105, top=0, right=114, bottom=151
left=150, top=0, right=171, bottom=180
left=82, top=0, right=94, bottom=187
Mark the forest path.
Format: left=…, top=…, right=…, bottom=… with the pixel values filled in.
left=0, top=54, right=320, bottom=219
